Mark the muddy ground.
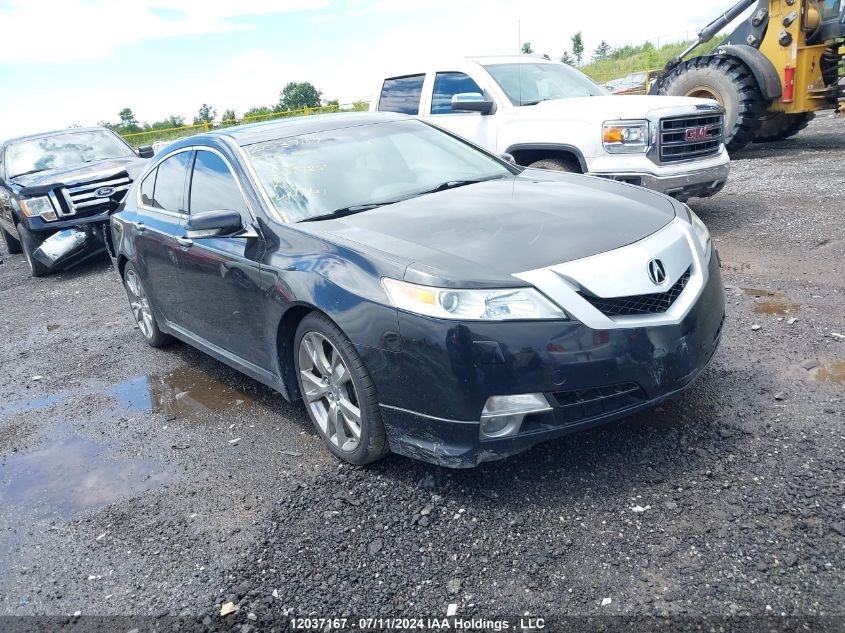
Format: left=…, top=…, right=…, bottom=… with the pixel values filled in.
left=0, top=115, right=843, bottom=629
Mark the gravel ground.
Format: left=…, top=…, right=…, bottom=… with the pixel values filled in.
left=0, top=115, right=843, bottom=630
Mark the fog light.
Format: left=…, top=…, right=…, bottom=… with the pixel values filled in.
left=480, top=393, right=553, bottom=440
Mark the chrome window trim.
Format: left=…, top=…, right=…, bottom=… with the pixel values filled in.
left=513, top=218, right=709, bottom=330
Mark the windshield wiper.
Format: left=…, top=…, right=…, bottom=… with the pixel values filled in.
left=10, top=168, right=47, bottom=178
left=299, top=203, right=384, bottom=223
left=421, top=175, right=507, bottom=195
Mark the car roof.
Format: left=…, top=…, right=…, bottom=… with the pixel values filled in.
left=198, top=111, right=411, bottom=146
left=1, top=126, right=113, bottom=146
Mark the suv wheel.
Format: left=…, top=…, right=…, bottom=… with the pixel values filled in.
left=294, top=313, right=389, bottom=465
left=123, top=262, right=172, bottom=347
left=0, top=224, right=23, bottom=255
left=16, top=223, right=50, bottom=277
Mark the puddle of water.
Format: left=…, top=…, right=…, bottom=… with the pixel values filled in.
left=0, top=393, right=63, bottom=418
left=110, top=366, right=256, bottom=420
left=0, top=434, right=176, bottom=518
left=816, top=361, right=845, bottom=384
left=741, top=287, right=801, bottom=316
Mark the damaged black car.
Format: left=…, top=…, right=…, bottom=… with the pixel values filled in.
left=0, top=127, right=153, bottom=277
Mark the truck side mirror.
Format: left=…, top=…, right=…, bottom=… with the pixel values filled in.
left=137, top=146, right=155, bottom=159
left=451, top=92, right=495, bottom=114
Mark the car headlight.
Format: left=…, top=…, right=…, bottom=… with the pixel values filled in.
left=687, top=207, right=712, bottom=260
left=602, top=120, right=649, bottom=153
left=20, top=196, right=58, bottom=222
left=382, top=278, right=568, bottom=321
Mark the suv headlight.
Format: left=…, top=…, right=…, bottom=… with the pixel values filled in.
left=382, top=278, right=567, bottom=321
left=687, top=207, right=712, bottom=260
left=20, top=196, right=58, bottom=222
left=603, top=120, right=649, bottom=153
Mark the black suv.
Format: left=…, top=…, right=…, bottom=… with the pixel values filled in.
left=0, top=127, right=153, bottom=277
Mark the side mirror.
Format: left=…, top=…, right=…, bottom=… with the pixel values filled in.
left=137, top=146, right=155, bottom=159
left=499, top=152, right=517, bottom=165
left=186, top=210, right=245, bottom=238
left=451, top=92, right=495, bottom=114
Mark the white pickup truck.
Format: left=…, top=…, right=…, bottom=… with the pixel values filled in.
left=370, top=56, right=730, bottom=201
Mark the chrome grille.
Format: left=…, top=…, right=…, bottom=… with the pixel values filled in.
left=659, top=114, right=723, bottom=163
left=580, top=268, right=691, bottom=317
left=57, top=173, right=132, bottom=218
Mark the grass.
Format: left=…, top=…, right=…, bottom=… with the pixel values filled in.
left=580, top=38, right=725, bottom=85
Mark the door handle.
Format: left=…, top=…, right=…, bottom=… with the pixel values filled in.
left=176, top=236, right=193, bottom=248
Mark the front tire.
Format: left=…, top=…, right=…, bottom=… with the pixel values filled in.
left=16, top=223, right=50, bottom=277
left=123, top=262, right=172, bottom=347
left=656, top=56, right=766, bottom=153
left=528, top=157, right=579, bottom=173
left=0, top=223, right=23, bottom=255
left=754, top=112, right=815, bottom=143
left=295, top=313, right=389, bottom=465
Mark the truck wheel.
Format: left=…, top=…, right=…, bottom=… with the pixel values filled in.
left=528, top=157, right=579, bottom=173
left=16, top=223, right=50, bottom=278
left=656, top=56, right=765, bottom=153
left=754, top=112, right=815, bottom=143
left=0, top=223, right=22, bottom=255
left=294, top=312, right=389, bottom=466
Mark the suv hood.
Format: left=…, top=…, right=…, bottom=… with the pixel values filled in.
left=11, top=157, right=147, bottom=196
left=297, top=172, right=678, bottom=287
left=526, top=94, right=721, bottom=121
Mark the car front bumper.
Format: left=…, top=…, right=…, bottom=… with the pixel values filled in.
left=369, top=255, right=726, bottom=468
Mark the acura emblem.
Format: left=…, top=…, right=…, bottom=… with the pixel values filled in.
left=647, top=258, right=667, bottom=285
left=94, top=186, right=116, bottom=197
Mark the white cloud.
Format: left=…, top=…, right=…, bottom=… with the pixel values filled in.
left=0, top=0, right=331, bottom=63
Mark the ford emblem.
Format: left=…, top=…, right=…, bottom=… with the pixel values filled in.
left=94, top=186, right=116, bottom=198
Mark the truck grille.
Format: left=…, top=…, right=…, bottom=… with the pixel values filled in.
left=580, top=268, right=691, bottom=317
left=659, top=114, right=723, bottom=163
left=56, top=173, right=132, bottom=219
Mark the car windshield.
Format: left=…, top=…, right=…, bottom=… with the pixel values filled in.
left=243, top=119, right=514, bottom=222
left=5, top=130, right=135, bottom=178
left=484, top=62, right=608, bottom=106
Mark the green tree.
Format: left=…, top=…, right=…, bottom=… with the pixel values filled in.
left=222, top=108, right=237, bottom=123
left=571, top=31, right=584, bottom=66
left=351, top=100, right=369, bottom=112
left=193, top=103, right=217, bottom=125
left=560, top=51, right=575, bottom=65
left=521, top=42, right=534, bottom=54
left=117, top=108, right=142, bottom=133
left=592, top=40, right=613, bottom=62
left=244, top=106, right=275, bottom=120
left=322, top=99, right=340, bottom=112
left=278, top=82, right=322, bottom=111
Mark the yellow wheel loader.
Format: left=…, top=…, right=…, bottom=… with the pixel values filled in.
left=652, top=0, right=844, bottom=152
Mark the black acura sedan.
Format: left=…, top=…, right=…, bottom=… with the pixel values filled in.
left=111, top=112, right=725, bottom=468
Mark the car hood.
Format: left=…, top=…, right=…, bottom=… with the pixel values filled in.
left=527, top=94, right=721, bottom=120
left=296, top=173, right=678, bottom=287
left=10, top=157, right=147, bottom=196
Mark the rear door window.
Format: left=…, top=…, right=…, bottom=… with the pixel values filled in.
left=151, top=152, right=191, bottom=213
left=431, top=72, right=483, bottom=114
left=377, top=75, right=425, bottom=115
left=139, top=169, right=157, bottom=207
left=189, top=150, right=249, bottom=222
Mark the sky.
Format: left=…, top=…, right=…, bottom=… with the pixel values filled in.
left=0, top=0, right=746, bottom=139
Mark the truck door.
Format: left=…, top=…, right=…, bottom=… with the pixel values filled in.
left=422, top=71, right=498, bottom=151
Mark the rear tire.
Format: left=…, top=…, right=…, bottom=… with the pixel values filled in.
left=753, top=112, right=815, bottom=143
left=528, top=157, right=579, bottom=173
left=123, top=262, right=172, bottom=347
left=294, top=312, right=389, bottom=466
left=16, top=223, right=50, bottom=277
left=0, top=223, right=22, bottom=255
left=656, top=55, right=766, bottom=153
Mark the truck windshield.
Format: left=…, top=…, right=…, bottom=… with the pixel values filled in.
left=484, top=62, right=608, bottom=106
left=244, top=119, right=514, bottom=223
left=6, top=130, right=135, bottom=178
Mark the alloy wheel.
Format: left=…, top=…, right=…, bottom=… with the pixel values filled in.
left=125, top=269, right=155, bottom=340
left=298, top=331, right=362, bottom=453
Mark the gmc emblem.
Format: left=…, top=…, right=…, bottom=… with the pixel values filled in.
left=685, top=127, right=711, bottom=142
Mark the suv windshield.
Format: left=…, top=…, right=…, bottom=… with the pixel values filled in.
left=244, top=119, right=514, bottom=222
left=6, top=130, right=135, bottom=178
left=484, top=62, right=607, bottom=106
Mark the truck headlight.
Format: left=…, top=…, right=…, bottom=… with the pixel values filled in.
left=20, top=196, right=58, bottom=222
left=603, top=121, right=649, bottom=153
left=688, top=207, right=712, bottom=261
left=382, top=278, right=567, bottom=321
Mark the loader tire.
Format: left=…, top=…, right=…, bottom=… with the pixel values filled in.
left=753, top=112, right=815, bottom=143
left=656, top=55, right=766, bottom=153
